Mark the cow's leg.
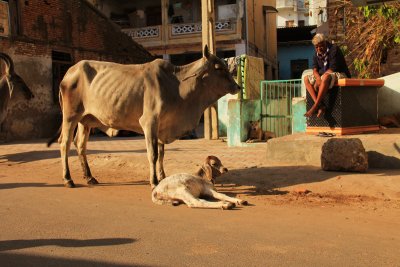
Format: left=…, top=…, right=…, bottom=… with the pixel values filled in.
left=74, top=123, right=98, bottom=185
left=60, top=119, right=79, bottom=188
left=139, top=116, right=159, bottom=188
left=176, top=189, right=235, bottom=210
left=157, top=143, right=166, bottom=181
left=203, top=188, right=248, bottom=206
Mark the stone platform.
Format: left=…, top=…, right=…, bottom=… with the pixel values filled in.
left=266, top=128, right=400, bottom=169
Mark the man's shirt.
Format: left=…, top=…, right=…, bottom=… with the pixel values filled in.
left=312, top=42, right=351, bottom=78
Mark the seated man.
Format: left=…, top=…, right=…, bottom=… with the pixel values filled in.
left=304, top=33, right=351, bottom=117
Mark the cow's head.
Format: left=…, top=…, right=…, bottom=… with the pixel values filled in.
left=0, top=53, right=34, bottom=100
left=200, top=45, right=241, bottom=96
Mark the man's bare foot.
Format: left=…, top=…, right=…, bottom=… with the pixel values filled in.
left=317, top=106, right=326, bottom=118
left=305, top=105, right=318, bottom=117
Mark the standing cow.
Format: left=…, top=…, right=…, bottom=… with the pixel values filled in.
left=0, top=53, right=34, bottom=130
left=47, top=46, right=240, bottom=188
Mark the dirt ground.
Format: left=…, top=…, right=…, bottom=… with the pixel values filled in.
left=0, top=136, right=399, bottom=266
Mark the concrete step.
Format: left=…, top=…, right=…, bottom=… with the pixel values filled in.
left=266, top=128, right=400, bottom=169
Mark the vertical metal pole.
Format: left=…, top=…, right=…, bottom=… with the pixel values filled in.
left=260, top=81, right=264, bottom=131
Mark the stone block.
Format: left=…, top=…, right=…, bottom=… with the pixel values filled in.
left=321, top=138, right=368, bottom=172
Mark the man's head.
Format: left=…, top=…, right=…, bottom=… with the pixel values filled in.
left=312, top=33, right=328, bottom=55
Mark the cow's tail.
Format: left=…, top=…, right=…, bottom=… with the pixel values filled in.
left=47, top=125, right=62, bottom=147
left=47, top=86, right=64, bottom=147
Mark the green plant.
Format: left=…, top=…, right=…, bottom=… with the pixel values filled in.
left=340, top=1, right=399, bottom=78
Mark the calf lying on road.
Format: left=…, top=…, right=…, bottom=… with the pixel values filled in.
left=152, top=156, right=248, bottom=209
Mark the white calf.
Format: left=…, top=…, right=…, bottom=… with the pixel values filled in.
left=152, top=156, right=248, bottom=210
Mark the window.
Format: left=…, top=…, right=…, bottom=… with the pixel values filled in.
left=52, top=51, right=72, bottom=104
left=290, top=59, right=308, bottom=79
left=285, top=20, right=294, bottom=27
left=0, top=1, right=10, bottom=36
left=5, top=0, right=21, bottom=36
left=145, top=5, right=162, bottom=26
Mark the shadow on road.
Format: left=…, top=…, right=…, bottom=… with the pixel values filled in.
left=216, top=165, right=400, bottom=196
left=0, top=183, right=64, bottom=190
left=0, top=146, right=187, bottom=164
left=0, top=237, right=151, bottom=267
left=0, top=180, right=150, bottom=190
left=0, top=252, right=152, bottom=267
left=0, top=238, right=136, bottom=252
left=0, top=149, right=147, bottom=164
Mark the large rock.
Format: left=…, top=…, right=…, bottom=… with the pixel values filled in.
left=321, top=138, right=368, bottom=172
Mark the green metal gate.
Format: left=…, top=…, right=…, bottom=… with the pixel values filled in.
left=260, top=79, right=302, bottom=137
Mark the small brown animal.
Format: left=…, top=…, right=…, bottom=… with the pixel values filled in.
left=379, top=113, right=400, bottom=128
left=246, top=120, right=275, bottom=143
left=151, top=156, right=248, bottom=209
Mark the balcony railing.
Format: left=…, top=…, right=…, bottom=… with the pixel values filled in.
left=170, top=20, right=234, bottom=36
left=120, top=19, right=240, bottom=51
left=121, top=20, right=236, bottom=42
left=122, top=25, right=161, bottom=39
left=276, top=0, right=295, bottom=8
left=276, top=0, right=308, bottom=11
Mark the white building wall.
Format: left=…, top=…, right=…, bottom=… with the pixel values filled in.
left=277, top=0, right=310, bottom=27
left=308, top=0, right=327, bottom=26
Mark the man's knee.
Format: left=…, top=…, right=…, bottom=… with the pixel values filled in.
left=321, top=74, right=332, bottom=82
left=304, top=75, right=309, bottom=83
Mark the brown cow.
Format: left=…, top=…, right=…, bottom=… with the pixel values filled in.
left=47, top=46, right=240, bottom=188
left=0, top=53, right=34, bottom=129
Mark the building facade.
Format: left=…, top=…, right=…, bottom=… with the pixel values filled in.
left=277, top=25, right=316, bottom=79
left=0, top=0, right=153, bottom=140
left=276, top=0, right=309, bottom=28
left=88, top=0, right=278, bottom=79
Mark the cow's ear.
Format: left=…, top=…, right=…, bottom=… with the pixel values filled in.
left=203, top=45, right=210, bottom=59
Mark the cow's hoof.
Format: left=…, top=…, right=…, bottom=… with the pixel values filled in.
left=87, top=177, right=99, bottom=185
left=150, top=182, right=158, bottom=190
left=64, top=180, right=75, bottom=188
left=222, top=202, right=236, bottom=210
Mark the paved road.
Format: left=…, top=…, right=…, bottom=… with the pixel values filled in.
left=0, top=137, right=399, bottom=266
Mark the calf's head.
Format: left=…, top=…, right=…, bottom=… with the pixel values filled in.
left=199, top=155, right=228, bottom=184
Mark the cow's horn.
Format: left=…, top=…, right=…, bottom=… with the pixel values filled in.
left=0, top=52, right=15, bottom=74
left=203, top=45, right=210, bottom=59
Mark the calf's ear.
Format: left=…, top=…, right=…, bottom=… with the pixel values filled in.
left=202, top=164, right=213, bottom=182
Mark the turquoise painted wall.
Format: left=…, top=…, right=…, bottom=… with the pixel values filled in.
left=278, top=45, right=314, bottom=80
left=292, top=97, right=307, bottom=133
left=218, top=93, right=238, bottom=137
left=227, top=99, right=261, bottom=147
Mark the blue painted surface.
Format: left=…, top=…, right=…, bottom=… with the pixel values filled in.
left=278, top=45, right=315, bottom=80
